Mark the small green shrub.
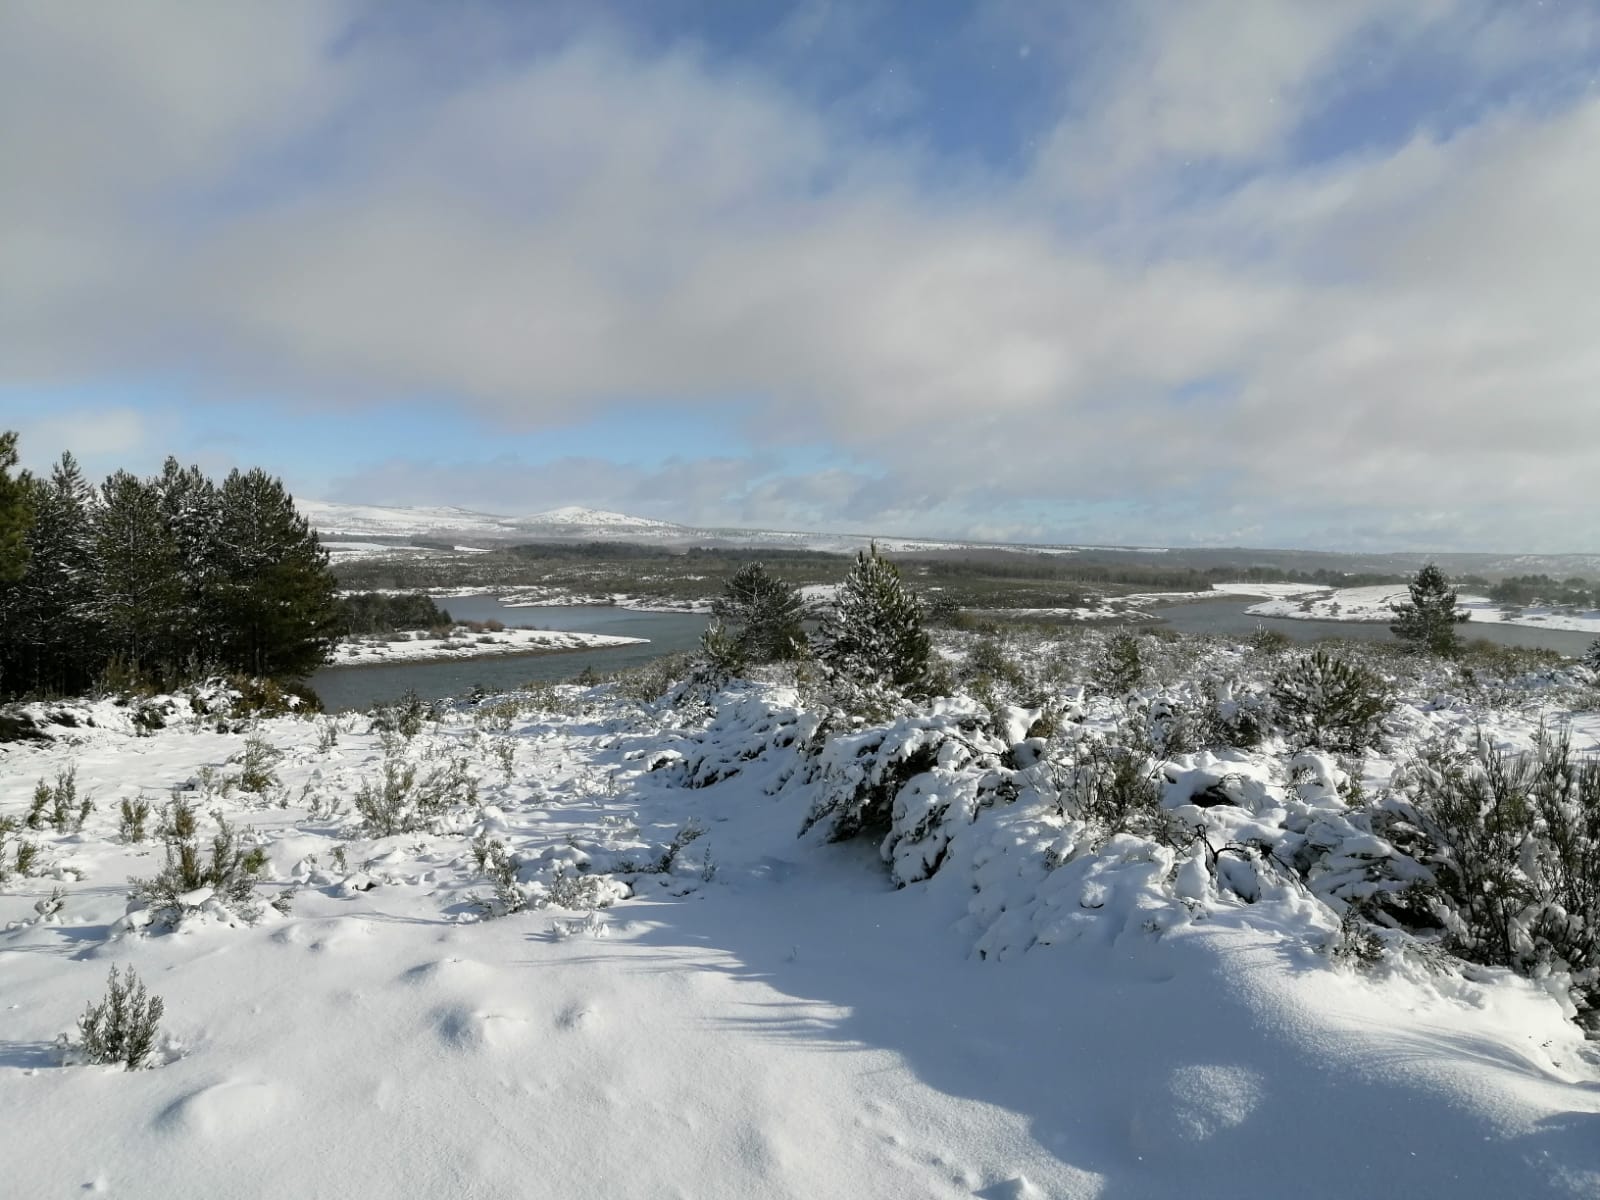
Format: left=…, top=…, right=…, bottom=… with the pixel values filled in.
left=1270, top=649, right=1392, bottom=752
left=76, top=965, right=165, bottom=1069
left=233, top=733, right=280, bottom=795
left=1092, top=631, right=1143, bottom=695
left=131, top=799, right=268, bottom=924
left=118, top=798, right=152, bottom=843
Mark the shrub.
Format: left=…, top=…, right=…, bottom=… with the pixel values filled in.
left=368, top=688, right=436, bottom=737
left=1058, top=726, right=1163, bottom=840
left=471, top=836, right=524, bottom=916
left=27, top=765, right=89, bottom=831
left=232, top=732, right=279, bottom=795
left=118, top=798, right=151, bottom=843
left=131, top=799, right=268, bottom=925
left=1092, top=631, right=1143, bottom=695
left=76, top=965, right=165, bottom=1069
left=1270, top=649, right=1392, bottom=752
left=1376, top=730, right=1600, bottom=1024
left=354, top=753, right=476, bottom=836
left=695, top=622, right=748, bottom=683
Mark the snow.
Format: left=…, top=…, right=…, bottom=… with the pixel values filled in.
left=1248, top=584, right=1600, bottom=633
left=330, top=626, right=646, bottom=665
left=4, top=662, right=1600, bottom=1197
left=517, top=506, right=680, bottom=530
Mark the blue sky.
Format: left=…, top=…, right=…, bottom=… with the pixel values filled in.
left=3, top=1, right=1598, bottom=550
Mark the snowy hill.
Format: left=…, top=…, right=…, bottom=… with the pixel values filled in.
left=5, top=655, right=1600, bottom=1196
left=516, top=506, right=682, bottom=532
left=296, top=497, right=1600, bottom=576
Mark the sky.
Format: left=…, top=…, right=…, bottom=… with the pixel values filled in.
left=2, top=0, right=1598, bottom=553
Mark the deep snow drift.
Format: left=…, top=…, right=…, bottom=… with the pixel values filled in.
left=4, top=654, right=1600, bottom=1198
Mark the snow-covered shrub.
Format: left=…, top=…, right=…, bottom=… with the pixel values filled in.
left=798, top=698, right=1016, bottom=884
left=354, top=752, right=477, bottom=836
left=471, top=836, right=525, bottom=916
left=1058, top=723, right=1163, bottom=842
left=1270, top=649, right=1392, bottom=752
left=130, top=799, right=268, bottom=927
left=695, top=621, right=748, bottom=684
left=232, top=732, right=279, bottom=795
left=1389, top=729, right=1600, bottom=1023
left=1091, top=631, right=1143, bottom=695
left=1585, top=637, right=1600, bottom=671
left=612, top=653, right=695, bottom=704
left=367, top=688, right=436, bottom=738
left=74, top=966, right=165, bottom=1070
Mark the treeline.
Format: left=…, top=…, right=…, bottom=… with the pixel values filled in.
left=1487, top=574, right=1596, bottom=610
left=0, top=436, right=343, bottom=699
left=342, top=591, right=453, bottom=635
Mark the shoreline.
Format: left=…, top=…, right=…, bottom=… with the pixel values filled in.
left=327, top=626, right=648, bottom=669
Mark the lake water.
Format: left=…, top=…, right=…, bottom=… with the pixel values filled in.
left=310, top=599, right=708, bottom=711
left=1145, top=597, right=1596, bottom=656
left=310, top=593, right=1594, bottom=712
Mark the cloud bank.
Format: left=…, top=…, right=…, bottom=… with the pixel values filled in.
left=3, top=0, right=1596, bottom=550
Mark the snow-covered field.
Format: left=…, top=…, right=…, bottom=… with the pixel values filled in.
left=1248, top=584, right=1600, bottom=634
left=331, top=626, right=647, bottom=665
left=4, top=655, right=1600, bottom=1197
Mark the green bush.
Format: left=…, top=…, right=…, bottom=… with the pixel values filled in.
left=77, top=965, right=165, bottom=1069
left=1270, top=649, right=1392, bottom=752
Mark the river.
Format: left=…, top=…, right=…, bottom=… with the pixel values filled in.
left=310, top=599, right=709, bottom=711
left=310, top=592, right=1594, bottom=713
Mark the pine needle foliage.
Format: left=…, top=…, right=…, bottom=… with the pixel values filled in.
left=814, top=545, right=933, bottom=696
left=1390, top=563, right=1469, bottom=656
left=709, top=562, right=807, bottom=663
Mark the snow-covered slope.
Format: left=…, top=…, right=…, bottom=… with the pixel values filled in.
left=515, top=506, right=682, bottom=532
left=5, top=658, right=1600, bottom=1196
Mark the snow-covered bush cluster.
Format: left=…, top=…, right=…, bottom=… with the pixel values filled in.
left=657, top=633, right=1600, bottom=1026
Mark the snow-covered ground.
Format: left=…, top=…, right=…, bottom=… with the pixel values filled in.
left=331, top=626, right=646, bottom=665
left=4, top=661, right=1600, bottom=1197
left=1248, top=584, right=1600, bottom=634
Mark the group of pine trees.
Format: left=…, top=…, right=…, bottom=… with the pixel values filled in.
left=0, top=432, right=342, bottom=699
left=704, top=547, right=935, bottom=702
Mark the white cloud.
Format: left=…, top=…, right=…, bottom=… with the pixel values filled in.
left=1, top=1, right=1597, bottom=550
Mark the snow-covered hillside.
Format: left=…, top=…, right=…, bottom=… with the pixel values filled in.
left=4, top=648, right=1600, bottom=1196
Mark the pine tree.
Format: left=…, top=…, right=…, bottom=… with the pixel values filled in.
left=0, top=431, right=32, bottom=584
left=0, top=455, right=100, bottom=695
left=814, top=545, right=932, bottom=694
left=211, top=469, right=343, bottom=678
left=710, top=562, right=807, bottom=662
left=95, top=470, right=184, bottom=682
left=1390, top=562, right=1469, bottom=656
left=154, top=458, right=222, bottom=671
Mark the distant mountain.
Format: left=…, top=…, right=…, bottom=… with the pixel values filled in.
left=298, top=498, right=1600, bottom=578
left=514, top=507, right=684, bottom=532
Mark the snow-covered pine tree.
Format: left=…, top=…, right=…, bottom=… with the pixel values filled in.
left=1390, top=562, right=1469, bottom=656
left=814, top=545, right=932, bottom=695
left=211, top=469, right=343, bottom=679
left=95, top=469, right=185, bottom=683
left=0, top=431, right=32, bottom=584
left=710, top=562, right=807, bottom=662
